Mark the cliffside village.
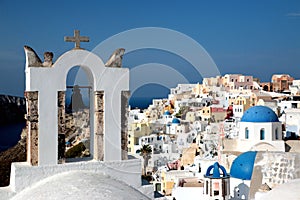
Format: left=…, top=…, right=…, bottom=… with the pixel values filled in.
left=128, top=73, right=300, bottom=199
left=2, top=34, right=300, bottom=199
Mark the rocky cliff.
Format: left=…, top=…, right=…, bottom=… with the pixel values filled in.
left=0, top=128, right=26, bottom=187
left=0, top=95, right=26, bottom=125
left=0, top=95, right=26, bottom=186
left=0, top=108, right=91, bottom=186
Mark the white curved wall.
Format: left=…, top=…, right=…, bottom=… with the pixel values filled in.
left=25, top=49, right=129, bottom=165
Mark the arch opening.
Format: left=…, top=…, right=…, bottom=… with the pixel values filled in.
left=245, top=127, right=249, bottom=139
left=260, top=128, right=265, bottom=140
left=275, top=128, right=279, bottom=140
left=58, top=66, right=94, bottom=163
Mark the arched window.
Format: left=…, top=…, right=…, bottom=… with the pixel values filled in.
left=275, top=128, right=279, bottom=140
left=245, top=127, right=249, bottom=139
left=260, top=128, right=265, bottom=140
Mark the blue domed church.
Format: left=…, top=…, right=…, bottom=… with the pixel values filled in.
left=238, top=106, right=285, bottom=151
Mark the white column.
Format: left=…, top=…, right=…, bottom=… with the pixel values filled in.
left=104, top=90, right=122, bottom=161
left=38, top=89, right=58, bottom=165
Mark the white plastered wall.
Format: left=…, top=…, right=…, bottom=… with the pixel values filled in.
left=238, top=122, right=284, bottom=151
left=25, top=49, right=129, bottom=165
left=239, top=122, right=282, bottom=141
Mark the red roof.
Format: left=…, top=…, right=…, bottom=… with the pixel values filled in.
left=211, top=107, right=226, bottom=112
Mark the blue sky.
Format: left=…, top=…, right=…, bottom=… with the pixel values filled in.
left=0, top=0, right=300, bottom=104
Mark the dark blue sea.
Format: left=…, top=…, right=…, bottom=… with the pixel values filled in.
left=0, top=122, right=25, bottom=152
left=129, top=97, right=153, bottom=109
left=66, top=95, right=154, bottom=110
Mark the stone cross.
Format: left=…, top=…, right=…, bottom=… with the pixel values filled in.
left=64, top=30, right=89, bottom=49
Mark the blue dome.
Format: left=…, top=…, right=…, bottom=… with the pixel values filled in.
left=172, top=118, right=180, bottom=124
left=241, top=106, right=279, bottom=122
left=230, top=151, right=257, bottom=180
left=205, top=162, right=229, bottom=178
left=163, top=111, right=171, bottom=116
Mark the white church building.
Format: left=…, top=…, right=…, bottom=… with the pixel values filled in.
left=238, top=106, right=285, bottom=152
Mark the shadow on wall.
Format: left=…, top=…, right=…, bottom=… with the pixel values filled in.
left=231, top=183, right=249, bottom=200
left=285, top=143, right=291, bottom=152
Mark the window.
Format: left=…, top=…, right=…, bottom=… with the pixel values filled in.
left=245, top=127, right=249, bottom=139
left=213, top=182, right=220, bottom=196
left=260, top=128, right=265, bottom=140
left=223, top=179, right=227, bottom=196
left=275, top=128, right=279, bottom=140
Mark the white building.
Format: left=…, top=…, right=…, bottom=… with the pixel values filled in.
left=170, top=84, right=198, bottom=95
left=163, top=110, right=173, bottom=124
left=278, top=97, right=300, bottom=112
left=279, top=108, right=300, bottom=139
left=289, top=80, right=300, bottom=95
left=167, top=118, right=188, bottom=135
left=223, top=118, right=239, bottom=138
left=238, top=106, right=285, bottom=151
left=128, top=108, right=147, bottom=123
left=176, top=131, right=197, bottom=151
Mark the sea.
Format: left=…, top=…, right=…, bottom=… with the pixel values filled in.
left=0, top=122, right=25, bottom=152
left=129, top=97, right=153, bottom=109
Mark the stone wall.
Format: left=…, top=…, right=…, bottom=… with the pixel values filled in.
left=57, top=91, right=66, bottom=135
left=250, top=151, right=300, bottom=199
left=57, top=91, right=66, bottom=160
left=24, top=91, right=39, bottom=166
left=24, top=89, right=129, bottom=163
left=260, top=152, right=300, bottom=187
left=94, top=91, right=104, bottom=160
left=121, top=91, right=130, bottom=160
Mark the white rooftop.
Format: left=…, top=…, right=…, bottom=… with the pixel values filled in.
left=11, top=171, right=150, bottom=200
left=256, top=179, right=300, bottom=200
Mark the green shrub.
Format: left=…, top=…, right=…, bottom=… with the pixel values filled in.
left=65, top=142, right=86, bottom=158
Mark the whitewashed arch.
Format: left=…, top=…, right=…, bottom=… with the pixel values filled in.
left=25, top=49, right=129, bottom=165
